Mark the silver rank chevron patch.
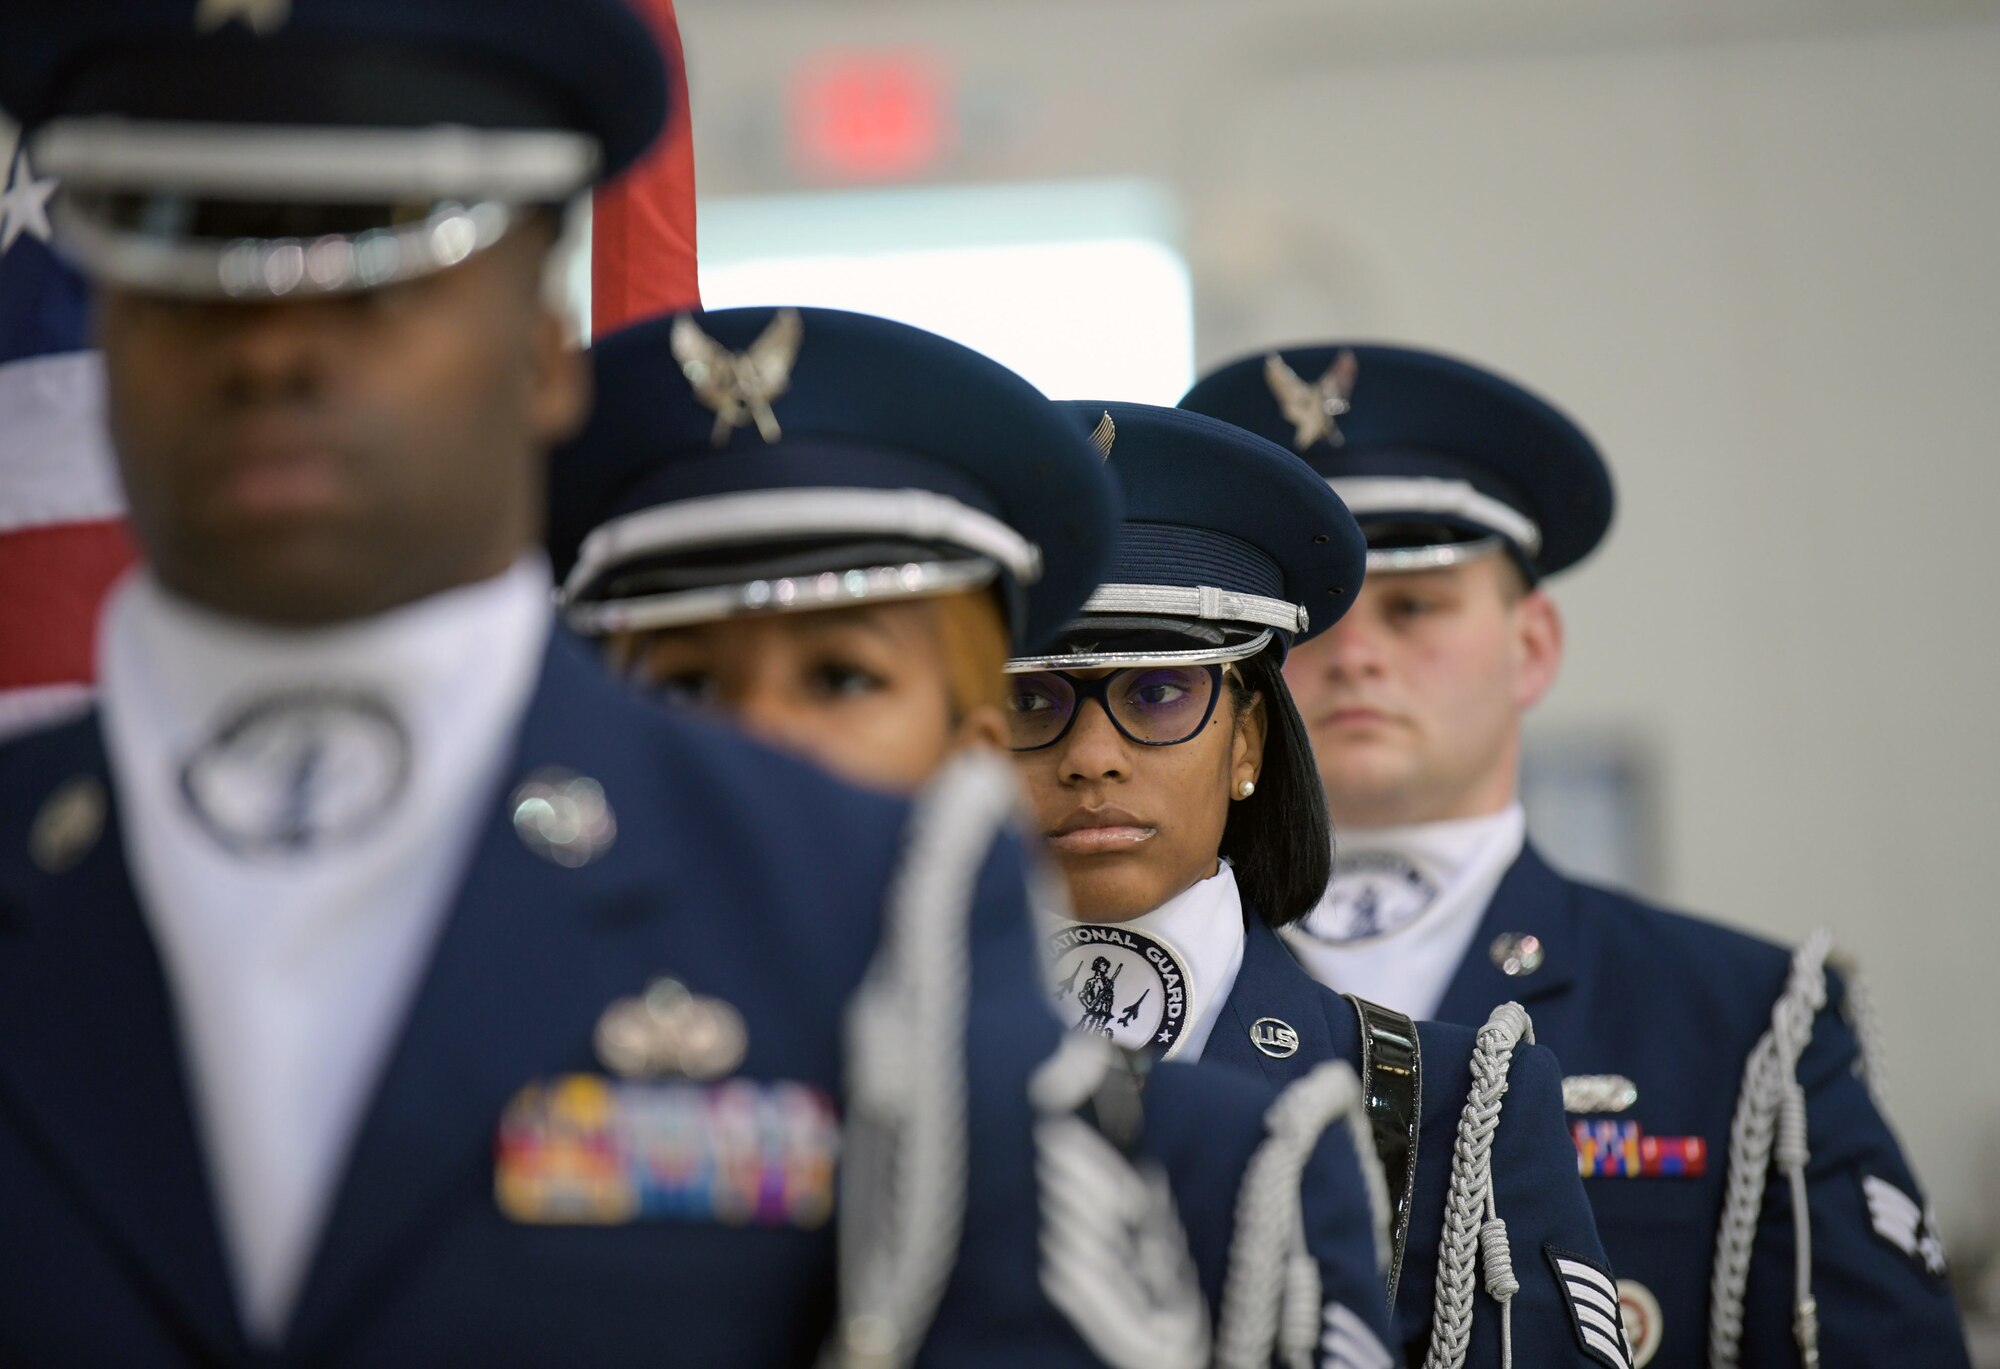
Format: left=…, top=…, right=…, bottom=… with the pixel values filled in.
left=1545, top=1246, right=1634, bottom=1369
left=1036, top=1112, right=1208, bottom=1369
left=1320, top=1301, right=1394, bottom=1369
left=670, top=308, right=804, bottom=446
left=1263, top=348, right=1359, bottom=450
left=1862, top=1174, right=1948, bottom=1279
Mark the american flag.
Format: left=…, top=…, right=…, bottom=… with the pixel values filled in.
left=0, top=0, right=692, bottom=738
left=0, top=116, right=136, bottom=740
left=593, top=0, right=701, bottom=333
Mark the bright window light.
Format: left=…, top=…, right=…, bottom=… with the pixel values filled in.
left=693, top=180, right=1193, bottom=404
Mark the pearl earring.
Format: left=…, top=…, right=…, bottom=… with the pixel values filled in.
left=1237, top=780, right=1256, bottom=799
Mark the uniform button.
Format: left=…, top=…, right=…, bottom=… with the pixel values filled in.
left=1489, top=932, right=1544, bottom=977
left=512, top=768, right=616, bottom=867
left=30, top=775, right=105, bottom=874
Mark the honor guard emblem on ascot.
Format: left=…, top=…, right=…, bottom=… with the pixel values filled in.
left=1249, top=1017, right=1300, bottom=1059
left=178, top=688, right=410, bottom=855
left=1045, top=923, right=1193, bottom=1057
left=1302, top=851, right=1440, bottom=943
left=29, top=774, right=105, bottom=874
left=511, top=767, right=617, bottom=868
left=670, top=307, right=804, bottom=446
left=1263, top=347, right=1359, bottom=450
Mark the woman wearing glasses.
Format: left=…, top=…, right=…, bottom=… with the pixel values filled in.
left=548, top=308, right=1398, bottom=1368
left=1007, top=402, right=1622, bottom=1369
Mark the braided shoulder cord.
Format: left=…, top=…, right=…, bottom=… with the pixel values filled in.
left=1706, top=927, right=1833, bottom=1369
left=1835, top=955, right=1888, bottom=1109
left=1214, top=1060, right=1375, bottom=1369
left=822, top=753, right=1019, bottom=1369
left=1421, top=1002, right=1534, bottom=1369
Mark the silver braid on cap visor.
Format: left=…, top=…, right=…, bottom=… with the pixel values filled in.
left=1329, top=476, right=1543, bottom=558
left=33, top=121, right=601, bottom=202
left=50, top=197, right=517, bottom=299
left=32, top=120, right=600, bottom=299
left=1082, top=584, right=1308, bottom=635
left=1365, top=535, right=1510, bottom=575
left=563, top=558, right=1002, bottom=638
left=562, top=488, right=1043, bottom=605
left=1006, top=630, right=1277, bottom=674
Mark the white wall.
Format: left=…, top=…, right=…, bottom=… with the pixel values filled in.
left=680, top=0, right=2000, bottom=1261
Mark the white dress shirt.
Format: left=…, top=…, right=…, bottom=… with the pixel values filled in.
left=1283, top=804, right=1527, bottom=1020
left=96, top=557, right=552, bottom=1344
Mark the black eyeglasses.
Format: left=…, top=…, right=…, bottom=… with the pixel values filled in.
left=1006, top=665, right=1227, bottom=752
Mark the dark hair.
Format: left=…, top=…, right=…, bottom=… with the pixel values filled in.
left=1219, top=646, right=1332, bottom=928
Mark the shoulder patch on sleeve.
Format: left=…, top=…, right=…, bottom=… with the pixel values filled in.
left=1861, top=1174, right=1948, bottom=1280
left=1319, top=1300, right=1394, bottom=1369
left=1543, top=1245, right=1633, bottom=1369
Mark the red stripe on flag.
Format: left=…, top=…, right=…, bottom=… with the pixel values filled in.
left=591, top=0, right=701, bottom=334
left=0, top=519, right=138, bottom=688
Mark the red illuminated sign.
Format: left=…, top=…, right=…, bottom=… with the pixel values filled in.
left=788, top=50, right=955, bottom=183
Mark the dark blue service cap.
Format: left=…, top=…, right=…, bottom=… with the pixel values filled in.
left=1178, top=343, right=1613, bottom=579
left=547, top=307, right=1122, bottom=655
left=0, top=0, right=667, bottom=298
left=1009, top=401, right=1363, bottom=670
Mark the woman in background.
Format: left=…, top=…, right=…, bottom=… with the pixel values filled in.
left=547, top=306, right=1398, bottom=1369
left=1005, top=401, right=1621, bottom=1368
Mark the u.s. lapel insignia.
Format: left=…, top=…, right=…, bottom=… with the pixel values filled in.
left=595, top=978, right=748, bottom=1082
left=512, top=768, right=617, bottom=868
left=670, top=308, right=803, bottom=446
left=1264, top=349, right=1359, bottom=450
left=1489, top=931, right=1544, bottom=977
left=1563, top=1074, right=1639, bottom=1114
left=1861, top=1174, right=1948, bottom=1279
left=30, top=775, right=105, bottom=874
left=1545, top=1246, right=1635, bottom=1369
left=1571, top=1120, right=1707, bottom=1178
left=1249, top=1017, right=1299, bottom=1059
left=1616, top=1279, right=1663, bottom=1367
left=495, top=1073, right=837, bottom=1228
left=194, top=0, right=289, bottom=34
left=1045, top=922, right=1194, bottom=1058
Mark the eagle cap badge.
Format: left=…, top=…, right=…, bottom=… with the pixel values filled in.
left=1264, top=348, right=1359, bottom=451
left=670, top=307, right=804, bottom=447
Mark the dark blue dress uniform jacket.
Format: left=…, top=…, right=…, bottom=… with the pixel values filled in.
left=1430, top=844, right=1969, bottom=1369
left=1206, top=912, right=1618, bottom=1368
left=0, top=631, right=1387, bottom=1368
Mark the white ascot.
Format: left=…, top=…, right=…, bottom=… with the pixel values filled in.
left=1283, top=804, right=1526, bottom=1020
left=1038, top=860, right=1246, bottom=1062
left=97, top=558, right=552, bottom=1345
